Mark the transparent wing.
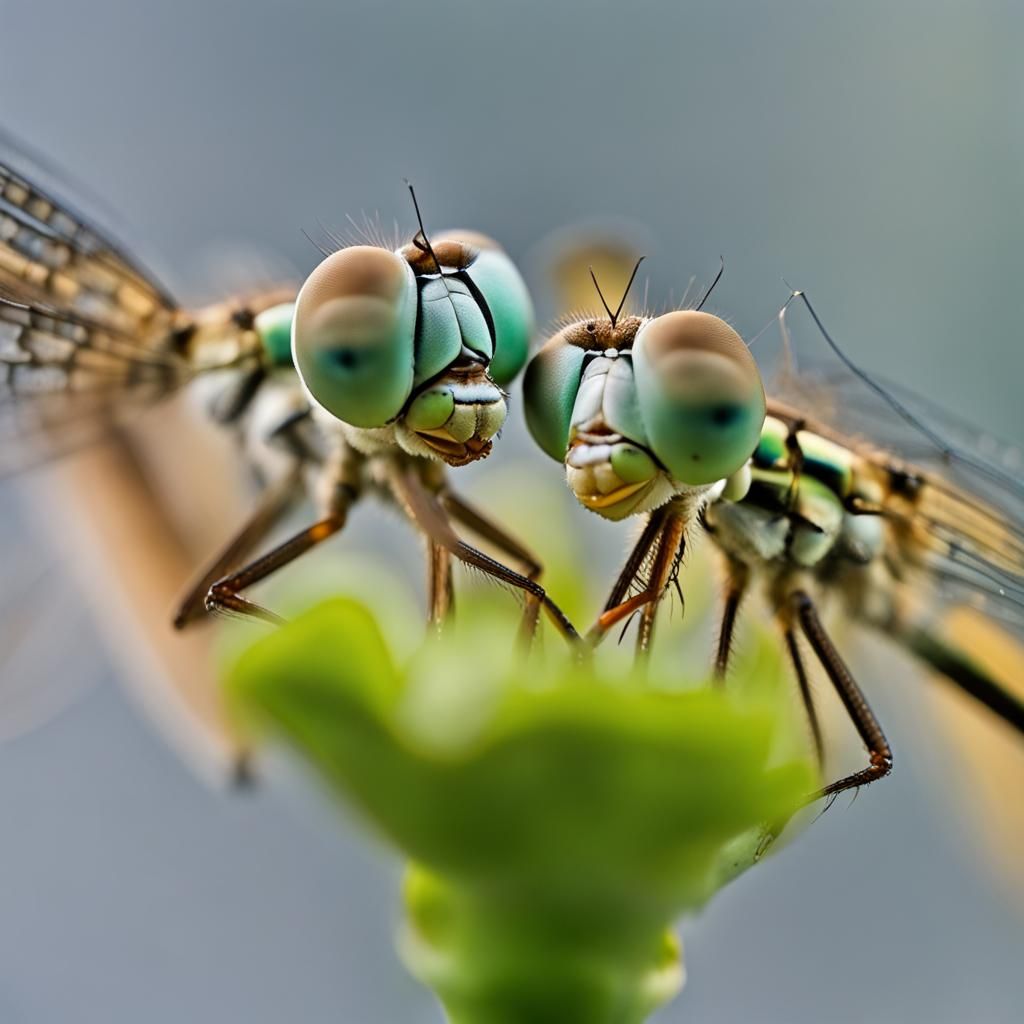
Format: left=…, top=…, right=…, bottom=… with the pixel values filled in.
left=764, top=293, right=1024, bottom=636
left=0, top=138, right=195, bottom=472
left=0, top=142, right=301, bottom=475
left=0, top=154, right=178, bottom=336
left=0, top=293, right=192, bottom=475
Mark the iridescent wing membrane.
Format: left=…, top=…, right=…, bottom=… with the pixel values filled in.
left=766, top=294, right=1024, bottom=637
left=0, top=153, right=198, bottom=474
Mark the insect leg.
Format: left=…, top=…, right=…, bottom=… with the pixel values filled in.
left=789, top=589, right=893, bottom=798
left=635, top=517, right=687, bottom=657
left=440, top=489, right=545, bottom=642
left=440, top=491, right=543, bottom=574
left=427, top=541, right=454, bottom=628
left=390, top=469, right=579, bottom=644
left=713, top=559, right=750, bottom=680
left=782, top=626, right=825, bottom=769
left=601, top=508, right=670, bottom=614
left=173, top=463, right=304, bottom=629
left=587, top=508, right=684, bottom=648
left=204, top=489, right=355, bottom=626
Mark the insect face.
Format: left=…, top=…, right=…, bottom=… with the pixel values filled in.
left=292, top=230, right=533, bottom=467
left=524, top=309, right=766, bottom=519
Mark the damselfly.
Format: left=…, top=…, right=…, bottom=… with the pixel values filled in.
left=0, top=144, right=577, bottom=648
left=524, top=257, right=1024, bottom=799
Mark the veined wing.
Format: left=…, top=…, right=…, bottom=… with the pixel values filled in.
left=0, top=159, right=179, bottom=337
left=765, top=293, right=1024, bottom=636
left=0, top=141, right=300, bottom=474
left=0, top=293, right=192, bottom=475
left=0, top=134, right=184, bottom=468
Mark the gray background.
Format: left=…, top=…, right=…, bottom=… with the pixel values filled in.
left=1, top=2, right=1023, bottom=1022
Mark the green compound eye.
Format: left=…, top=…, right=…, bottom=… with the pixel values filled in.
left=429, top=231, right=535, bottom=386
left=523, top=327, right=587, bottom=461
left=633, top=310, right=766, bottom=485
left=292, top=246, right=417, bottom=428
left=254, top=302, right=296, bottom=366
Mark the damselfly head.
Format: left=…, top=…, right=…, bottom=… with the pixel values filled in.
left=524, top=273, right=766, bottom=518
left=291, top=218, right=533, bottom=467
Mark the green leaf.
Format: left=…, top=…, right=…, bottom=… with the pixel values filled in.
left=227, top=598, right=816, bottom=1023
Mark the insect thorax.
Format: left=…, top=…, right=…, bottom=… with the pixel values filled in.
left=703, top=415, right=888, bottom=575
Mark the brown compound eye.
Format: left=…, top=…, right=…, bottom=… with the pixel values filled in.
left=632, top=310, right=766, bottom=485
left=291, top=245, right=417, bottom=427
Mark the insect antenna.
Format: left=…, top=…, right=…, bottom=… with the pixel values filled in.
left=404, top=179, right=460, bottom=317
left=695, top=256, right=725, bottom=311
left=588, top=268, right=616, bottom=324
left=589, top=255, right=646, bottom=329
left=404, top=179, right=446, bottom=277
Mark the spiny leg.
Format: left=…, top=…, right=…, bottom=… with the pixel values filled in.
left=587, top=512, right=670, bottom=647
left=636, top=601, right=658, bottom=657
left=790, top=589, right=892, bottom=799
left=440, top=489, right=545, bottom=643
left=601, top=507, right=671, bottom=615
left=587, top=508, right=684, bottom=650
left=204, top=490, right=355, bottom=626
left=389, top=469, right=579, bottom=644
left=174, top=464, right=304, bottom=629
left=713, top=559, right=749, bottom=682
left=635, top=516, right=687, bottom=658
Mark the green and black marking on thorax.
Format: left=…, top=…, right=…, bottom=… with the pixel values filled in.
left=703, top=410, right=892, bottom=572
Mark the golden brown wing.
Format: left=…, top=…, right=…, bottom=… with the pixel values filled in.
left=0, top=293, right=191, bottom=474
left=0, top=159, right=178, bottom=336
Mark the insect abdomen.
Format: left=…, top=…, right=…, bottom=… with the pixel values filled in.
left=900, top=622, right=1024, bottom=733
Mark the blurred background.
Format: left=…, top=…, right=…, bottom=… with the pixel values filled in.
left=2, top=1, right=1023, bottom=1021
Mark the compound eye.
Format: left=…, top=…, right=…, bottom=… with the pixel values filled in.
left=291, top=246, right=417, bottom=427
left=633, top=310, right=766, bottom=485
left=434, top=231, right=535, bottom=386
left=523, top=325, right=587, bottom=461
